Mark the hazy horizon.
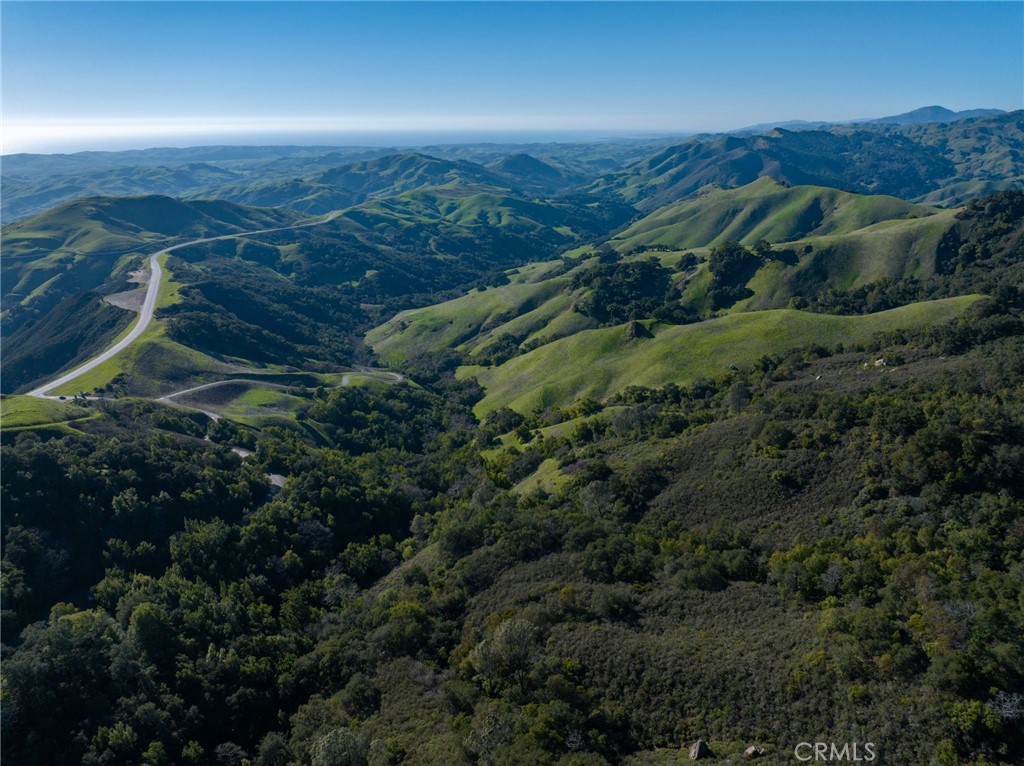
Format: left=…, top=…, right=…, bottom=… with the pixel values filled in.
left=2, top=106, right=1017, bottom=157
left=3, top=1, right=1021, bottom=155
left=1, top=126, right=700, bottom=156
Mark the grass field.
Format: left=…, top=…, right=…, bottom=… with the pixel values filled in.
left=165, top=371, right=401, bottom=423
left=368, top=265, right=576, bottom=362
left=0, top=395, right=98, bottom=433
left=212, top=385, right=309, bottom=421
left=460, top=295, right=984, bottom=415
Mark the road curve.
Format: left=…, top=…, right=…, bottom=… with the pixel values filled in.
left=26, top=213, right=339, bottom=398
left=157, top=370, right=406, bottom=419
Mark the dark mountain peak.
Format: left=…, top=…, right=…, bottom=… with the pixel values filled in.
left=870, top=105, right=1006, bottom=126
left=319, top=152, right=493, bottom=182
left=489, top=153, right=563, bottom=181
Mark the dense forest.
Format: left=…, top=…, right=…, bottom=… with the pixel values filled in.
left=4, top=306, right=1023, bottom=765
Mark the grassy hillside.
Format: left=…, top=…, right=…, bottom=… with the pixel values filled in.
left=611, top=177, right=940, bottom=250
left=170, top=183, right=633, bottom=311
left=334, top=184, right=631, bottom=242
left=2, top=194, right=299, bottom=261
left=739, top=211, right=958, bottom=310
left=368, top=184, right=964, bottom=368
left=368, top=260, right=588, bottom=363
left=1, top=195, right=301, bottom=339
left=459, top=296, right=983, bottom=415
left=487, top=153, right=585, bottom=194
left=586, top=128, right=954, bottom=211
left=0, top=395, right=99, bottom=435
left=892, top=111, right=1024, bottom=201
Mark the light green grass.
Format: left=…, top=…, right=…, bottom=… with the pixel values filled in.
left=48, top=330, right=231, bottom=397
left=0, top=395, right=96, bottom=432
left=366, top=247, right=724, bottom=366
left=168, top=371, right=400, bottom=423
left=222, top=387, right=306, bottom=418
left=155, top=253, right=185, bottom=309
left=368, top=276, right=570, bottom=362
left=513, top=458, right=568, bottom=495
left=341, top=374, right=394, bottom=388
left=610, top=177, right=941, bottom=251
left=737, top=210, right=959, bottom=311
left=461, top=295, right=983, bottom=415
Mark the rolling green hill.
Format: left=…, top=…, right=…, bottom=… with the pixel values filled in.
left=368, top=182, right=964, bottom=366
left=200, top=151, right=565, bottom=214
left=367, top=259, right=590, bottom=363
left=372, top=190, right=1022, bottom=418
left=900, top=113, right=1024, bottom=204
left=586, top=128, right=955, bottom=211
left=1, top=195, right=302, bottom=338
left=739, top=211, right=959, bottom=310
left=459, top=296, right=984, bottom=415
left=487, top=153, right=584, bottom=194
left=335, top=184, right=625, bottom=241
left=1, top=194, right=300, bottom=264
left=610, top=177, right=940, bottom=250
left=3, top=182, right=635, bottom=395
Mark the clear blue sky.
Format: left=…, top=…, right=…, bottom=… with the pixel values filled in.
left=2, top=1, right=1021, bottom=152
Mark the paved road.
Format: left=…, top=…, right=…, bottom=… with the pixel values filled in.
left=26, top=252, right=164, bottom=397
left=26, top=213, right=339, bottom=398
left=157, top=369, right=406, bottom=419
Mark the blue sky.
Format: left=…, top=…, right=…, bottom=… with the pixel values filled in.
left=2, top=1, right=1021, bottom=152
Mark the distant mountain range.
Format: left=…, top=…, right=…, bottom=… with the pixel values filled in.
left=734, top=105, right=1006, bottom=134
left=588, top=111, right=1023, bottom=211
left=1, top=107, right=1019, bottom=223
left=196, top=152, right=583, bottom=215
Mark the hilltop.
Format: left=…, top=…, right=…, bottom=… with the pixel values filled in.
left=867, top=105, right=1006, bottom=125
left=733, top=104, right=1006, bottom=134
left=610, top=177, right=940, bottom=250
left=202, top=153, right=510, bottom=214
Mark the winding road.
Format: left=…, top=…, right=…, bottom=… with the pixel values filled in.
left=26, top=213, right=340, bottom=398
left=156, top=369, right=406, bottom=420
